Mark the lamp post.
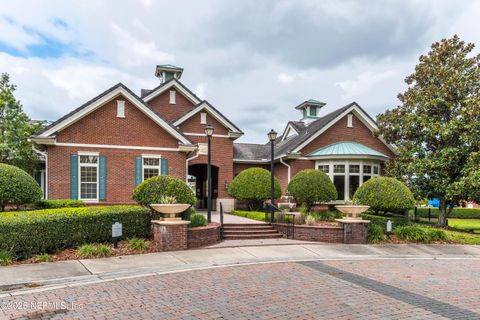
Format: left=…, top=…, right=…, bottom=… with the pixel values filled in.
left=267, top=129, right=277, bottom=222
left=205, top=124, right=214, bottom=223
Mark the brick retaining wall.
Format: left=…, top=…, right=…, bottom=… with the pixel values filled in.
left=187, top=223, right=221, bottom=248
left=272, top=223, right=366, bottom=243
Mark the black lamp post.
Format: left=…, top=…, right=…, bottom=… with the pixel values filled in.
left=205, top=124, right=214, bottom=223
left=267, top=129, right=277, bottom=222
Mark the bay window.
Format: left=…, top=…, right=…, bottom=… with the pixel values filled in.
left=316, top=160, right=381, bottom=202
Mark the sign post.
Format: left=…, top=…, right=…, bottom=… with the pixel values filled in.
left=112, top=221, right=123, bottom=248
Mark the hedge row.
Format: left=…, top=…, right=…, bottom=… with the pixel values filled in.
left=0, top=206, right=155, bottom=259
left=415, top=207, right=480, bottom=219
left=361, top=213, right=411, bottom=229
left=34, top=199, right=86, bottom=209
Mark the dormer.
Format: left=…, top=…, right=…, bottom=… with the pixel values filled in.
left=295, top=99, right=326, bottom=125
left=155, top=64, right=184, bottom=84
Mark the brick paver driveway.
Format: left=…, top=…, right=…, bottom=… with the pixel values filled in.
left=1, top=258, right=480, bottom=319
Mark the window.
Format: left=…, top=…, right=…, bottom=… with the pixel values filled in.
left=143, top=157, right=161, bottom=181
left=318, top=164, right=329, bottom=174
left=116, top=100, right=125, bottom=118
left=309, top=106, right=317, bottom=116
left=347, top=114, right=353, bottom=127
left=79, top=155, right=98, bottom=200
left=316, top=160, right=382, bottom=202
left=169, top=90, right=176, bottom=104
left=200, top=112, right=207, bottom=124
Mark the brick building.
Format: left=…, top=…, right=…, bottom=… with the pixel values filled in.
left=31, top=65, right=395, bottom=211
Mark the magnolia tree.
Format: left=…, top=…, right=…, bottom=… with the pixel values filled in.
left=376, top=35, right=480, bottom=226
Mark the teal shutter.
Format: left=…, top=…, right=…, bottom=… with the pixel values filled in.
left=161, top=158, right=169, bottom=175
left=99, top=156, right=106, bottom=200
left=135, top=157, right=142, bottom=186
left=70, top=155, right=78, bottom=199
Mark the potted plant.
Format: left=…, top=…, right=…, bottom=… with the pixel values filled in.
left=335, top=200, right=369, bottom=220
left=132, top=176, right=196, bottom=221
left=150, top=195, right=191, bottom=221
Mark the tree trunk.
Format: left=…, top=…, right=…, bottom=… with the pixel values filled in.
left=437, top=198, right=448, bottom=227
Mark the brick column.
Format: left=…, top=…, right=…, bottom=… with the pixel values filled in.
left=152, top=220, right=190, bottom=251
left=336, top=219, right=370, bottom=244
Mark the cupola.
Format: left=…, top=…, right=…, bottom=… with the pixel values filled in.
left=155, top=64, right=183, bottom=84
left=295, top=99, right=326, bottom=124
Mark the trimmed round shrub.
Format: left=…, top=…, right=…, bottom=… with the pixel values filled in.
left=287, top=169, right=337, bottom=211
left=189, top=213, right=207, bottom=228
left=132, top=175, right=196, bottom=206
left=227, top=168, right=281, bottom=211
left=0, top=163, right=42, bottom=211
left=353, top=177, right=415, bottom=214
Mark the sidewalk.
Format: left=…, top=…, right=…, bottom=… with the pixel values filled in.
left=1, top=243, right=480, bottom=296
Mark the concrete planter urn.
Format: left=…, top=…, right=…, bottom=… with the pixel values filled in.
left=150, top=204, right=191, bottom=221
left=335, top=205, right=370, bottom=220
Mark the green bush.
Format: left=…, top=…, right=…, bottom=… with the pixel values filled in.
left=311, top=210, right=343, bottom=222
left=78, top=243, right=112, bottom=258
left=368, top=224, right=387, bottom=243
left=231, top=210, right=268, bottom=222
left=34, top=199, right=85, bottom=209
left=0, top=205, right=154, bottom=259
left=189, top=213, right=207, bottom=228
left=132, top=175, right=196, bottom=206
left=0, top=163, right=43, bottom=211
left=353, top=177, right=415, bottom=214
left=415, top=207, right=480, bottom=219
left=287, top=169, right=337, bottom=211
left=393, top=225, right=447, bottom=243
left=182, top=207, right=196, bottom=221
left=0, top=250, right=12, bottom=266
left=228, top=168, right=281, bottom=211
left=126, top=238, right=149, bottom=251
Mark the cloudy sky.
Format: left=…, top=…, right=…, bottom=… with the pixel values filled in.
left=0, top=0, right=478, bottom=143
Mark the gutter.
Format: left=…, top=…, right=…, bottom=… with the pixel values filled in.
left=279, top=157, right=291, bottom=183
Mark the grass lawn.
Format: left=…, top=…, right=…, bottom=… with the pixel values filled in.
left=447, top=219, right=480, bottom=233
left=230, top=210, right=269, bottom=221
left=444, top=230, right=480, bottom=245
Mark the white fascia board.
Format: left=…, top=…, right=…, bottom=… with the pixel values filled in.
left=143, top=79, right=200, bottom=105
left=30, top=137, right=56, bottom=145
left=292, top=104, right=396, bottom=155
left=37, top=87, right=191, bottom=145
left=173, top=102, right=241, bottom=134
left=280, top=124, right=298, bottom=142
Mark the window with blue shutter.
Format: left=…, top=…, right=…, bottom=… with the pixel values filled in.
left=135, top=157, right=142, bottom=186
left=70, top=155, right=78, bottom=199
left=161, top=158, right=169, bottom=175
left=99, top=156, right=106, bottom=200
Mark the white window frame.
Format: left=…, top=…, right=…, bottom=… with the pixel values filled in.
left=169, top=90, right=176, bottom=104
left=142, top=154, right=162, bottom=181
left=347, top=114, right=353, bottom=127
left=78, top=152, right=99, bottom=202
left=316, top=159, right=382, bottom=202
left=116, top=100, right=125, bottom=118
left=200, top=112, right=207, bottom=124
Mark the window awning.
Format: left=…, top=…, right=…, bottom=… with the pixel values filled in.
left=307, top=141, right=389, bottom=160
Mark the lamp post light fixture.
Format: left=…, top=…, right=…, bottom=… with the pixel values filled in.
left=268, top=129, right=277, bottom=222
left=205, top=124, right=214, bottom=223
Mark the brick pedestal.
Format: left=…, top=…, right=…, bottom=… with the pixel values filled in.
left=152, top=220, right=190, bottom=251
left=336, top=219, right=370, bottom=244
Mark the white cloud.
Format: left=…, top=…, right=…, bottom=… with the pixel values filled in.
left=194, top=83, right=207, bottom=99
left=277, top=73, right=294, bottom=84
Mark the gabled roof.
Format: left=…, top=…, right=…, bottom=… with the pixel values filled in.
left=142, top=78, right=201, bottom=105
left=307, top=141, right=389, bottom=160
left=278, top=121, right=306, bottom=142
left=173, top=100, right=243, bottom=134
left=33, top=83, right=192, bottom=145
left=294, top=99, right=326, bottom=110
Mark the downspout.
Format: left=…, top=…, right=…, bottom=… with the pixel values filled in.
left=186, top=152, right=199, bottom=183
left=279, top=157, right=291, bottom=183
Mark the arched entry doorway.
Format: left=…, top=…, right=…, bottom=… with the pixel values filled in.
left=188, top=164, right=219, bottom=210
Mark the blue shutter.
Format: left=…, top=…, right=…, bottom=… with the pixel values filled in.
left=99, top=156, right=106, bottom=201
left=135, top=157, right=142, bottom=186
left=70, top=155, right=78, bottom=199
left=161, top=158, right=169, bottom=175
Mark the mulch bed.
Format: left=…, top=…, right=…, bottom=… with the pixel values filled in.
left=13, top=239, right=162, bottom=265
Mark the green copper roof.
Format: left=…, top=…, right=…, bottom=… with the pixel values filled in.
left=307, top=141, right=388, bottom=159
